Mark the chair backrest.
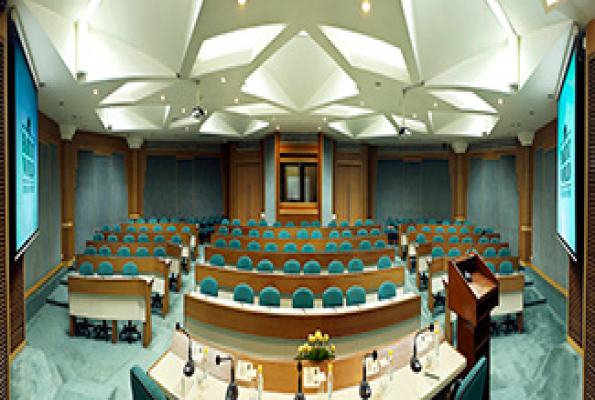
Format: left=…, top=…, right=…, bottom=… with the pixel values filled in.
left=311, top=230, right=322, bottom=239
left=172, top=235, right=182, bottom=244
left=229, top=239, right=241, bottom=249
left=346, top=286, right=366, bottom=306
left=279, top=230, right=290, bottom=239
left=154, top=235, right=165, bottom=243
left=432, top=235, right=443, bottom=243
left=462, top=237, right=473, bottom=243
left=340, top=220, right=350, bottom=227
left=221, top=218, right=230, bottom=225
left=483, top=247, right=497, bottom=257
left=182, top=227, right=191, bottom=233
left=342, top=230, right=353, bottom=238
left=407, top=226, right=416, bottom=232
left=374, top=240, right=386, bottom=249
left=258, top=220, right=268, bottom=227
left=460, top=227, right=470, bottom=234
left=259, top=287, right=281, bottom=307
left=99, top=246, right=111, bottom=256
left=234, top=284, right=254, bottom=304
left=328, top=260, right=345, bottom=274
left=136, top=247, right=149, bottom=257
left=370, top=228, right=381, bottom=235
left=297, top=230, right=308, bottom=239
left=247, top=241, right=261, bottom=251
left=473, top=227, right=483, bottom=234
left=154, top=247, right=166, bottom=257
left=303, top=260, right=321, bottom=275
left=138, top=234, right=149, bottom=243
left=447, top=227, right=457, bottom=233
left=214, top=239, right=226, bottom=248
left=159, top=218, right=168, bottom=223
left=113, top=225, right=122, bottom=232
left=263, top=230, right=274, bottom=238
left=232, top=219, right=241, bottom=226
left=257, top=259, right=274, bottom=273
left=340, top=242, right=353, bottom=252
left=442, top=220, right=450, bottom=225
left=200, top=277, right=219, bottom=296
left=139, top=227, right=149, bottom=232
left=435, top=227, right=445, bottom=233
left=300, top=221, right=310, bottom=227
left=466, top=248, right=477, bottom=255
left=454, top=221, right=462, bottom=226
left=249, top=229, right=260, bottom=238
left=302, top=244, right=315, bottom=253
left=490, top=237, right=500, bottom=243
left=328, top=221, right=338, bottom=227
left=247, top=219, right=257, bottom=226
left=478, top=237, right=489, bottom=243
left=484, top=228, right=494, bottom=234
left=447, top=248, right=461, bottom=257
left=152, top=225, right=163, bottom=232
left=416, top=234, right=426, bottom=243
left=218, top=227, right=229, bottom=235
left=454, top=357, right=488, bottom=400
left=237, top=256, right=253, bottom=271
left=498, top=248, right=511, bottom=257
left=93, top=233, right=105, bottom=241
left=264, top=243, right=278, bottom=252
left=101, top=225, right=111, bottom=232
left=377, top=256, right=391, bottom=269
left=210, top=254, right=225, bottom=267
left=448, top=237, right=460, bottom=243
left=347, top=258, right=364, bottom=273
left=312, top=221, right=321, bottom=227
left=126, top=226, right=136, bottom=233
left=273, top=221, right=282, bottom=227
left=79, top=262, right=94, bottom=276
left=378, top=281, right=397, bottom=300
left=123, top=235, right=135, bottom=243
left=359, top=240, right=372, bottom=250
left=97, top=262, right=113, bottom=276
left=118, top=247, right=131, bottom=257
left=130, top=365, right=167, bottom=400
left=292, top=287, right=314, bottom=308
left=357, top=228, right=368, bottom=237
left=84, top=246, right=97, bottom=255
left=428, top=219, right=437, bottom=224
left=499, top=261, right=513, bottom=275
left=421, top=226, right=431, bottom=232
left=122, top=262, right=138, bottom=276
left=107, top=234, right=118, bottom=242
left=486, top=262, right=496, bottom=274
left=284, top=260, right=301, bottom=274
left=148, top=218, right=158, bottom=223
left=323, top=287, right=344, bottom=308
left=365, top=219, right=374, bottom=226
left=329, top=230, right=340, bottom=238
left=284, top=243, right=298, bottom=252
left=354, top=220, right=363, bottom=227
left=432, top=247, right=445, bottom=258
left=231, top=228, right=242, bottom=236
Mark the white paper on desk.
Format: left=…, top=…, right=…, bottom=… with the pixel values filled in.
left=236, top=360, right=254, bottom=382
left=366, top=358, right=380, bottom=376
left=303, top=367, right=322, bottom=388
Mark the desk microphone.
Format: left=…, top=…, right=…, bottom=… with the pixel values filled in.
left=294, top=361, right=305, bottom=400
left=175, top=323, right=195, bottom=377
left=216, top=355, right=238, bottom=400
left=360, top=350, right=377, bottom=399
left=410, top=323, right=435, bottom=373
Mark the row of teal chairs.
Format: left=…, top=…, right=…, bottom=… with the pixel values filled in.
left=430, top=247, right=511, bottom=258
left=92, top=233, right=183, bottom=244
left=217, top=227, right=382, bottom=238
left=414, top=234, right=500, bottom=244
left=387, top=218, right=472, bottom=226
left=221, top=219, right=376, bottom=228
left=78, top=261, right=138, bottom=276
left=486, top=261, right=514, bottom=274
left=84, top=246, right=167, bottom=257
left=213, top=239, right=387, bottom=252
left=407, top=225, right=494, bottom=234
left=199, top=278, right=398, bottom=307
left=128, top=216, right=223, bottom=224
left=102, top=225, right=190, bottom=233
left=209, top=255, right=393, bottom=273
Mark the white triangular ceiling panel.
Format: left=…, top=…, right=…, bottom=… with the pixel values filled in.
left=244, top=120, right=269, bottom=136
left=391, top=115, right=428, bottom=133
left=96, top=105, right=170, bottom=131
left=243, top=66, right=297, bottom=110
left=101, top=81, right=174, bottom=105
left=199, top=112, right=240, bottom=136
left=430, top=111, right=498, bottom=137
left=329, top=121, right=354, bottom=137
left=356, top=115, right=398, bottom=138
left=312, top=105, right=373, bottom=118
left=225, top=103, right=289, bottom=116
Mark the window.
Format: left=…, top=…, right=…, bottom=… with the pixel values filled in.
left=280, top=162, right=318, bottom=202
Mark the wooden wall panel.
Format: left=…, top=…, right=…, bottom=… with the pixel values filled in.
left=516, top=145, right=533, bottom=265
left=228, top=143, right=264, bottom=221
left=449, top=151, right=469, bottom=222
left=334, top=148, right=368, bottom=224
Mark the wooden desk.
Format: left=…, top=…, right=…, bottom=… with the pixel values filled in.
left=184, top=292, right=421, bottom=340
left=75, top=254, right=171, bottom=316
left=210, top=234, right=388, bottom=251
left=405, top=231, right=500, bottom=244
left=119, top=222, right=199, bottom=236
left=194, top=263, right=405, bottom=295
left=409, top=242, right=511, bottom=272
left=399, top=223, right=477, bottom=236
left=95, top=230, right=192, bottom=245
left=85, top=241, right=182, bottom=259
left=205, top=246, right=395, bottom=268
left=68, top=275, right=153, bottom=347
left=216, top=225, right=383, bottom=238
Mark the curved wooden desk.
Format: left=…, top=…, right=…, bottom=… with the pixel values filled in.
left=119, top=222, right=199, bottom=236
left=184, top=292, right=421, bottom=340
left=84, top=241, right=182, bottom=258
left=194, top=263, right=405, bottom=294
left=75, top=254, right=171, bottom=316
left=210, top=234, right=388, bottom=251
left=216, top=225, right=383, bottom=237
left=399, top=223, right=477, bottom=235
left=405, top=231, right=500, bottom=243
left=95, top=231, right=192, bottom=244
left=204, top=246, right=394, bottom=267
left=410, top=242, right=511, bottom=271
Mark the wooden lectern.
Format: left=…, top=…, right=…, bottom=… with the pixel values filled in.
left=448, top=253, right=498, bottom=399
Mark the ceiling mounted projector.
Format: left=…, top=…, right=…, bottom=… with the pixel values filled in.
left=399, top=126, right=412, bottom=136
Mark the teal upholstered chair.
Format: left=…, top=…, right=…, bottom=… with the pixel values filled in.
left=79, top=262, right=94, bottom=276
left=365, top=219, right=374, bottom=226
left=448, top=237, right=460, bottom=243
left=359, top=240, right=372, bottom=250
left=284, top=243, right=298, bottom=252
left=428, top=219, right=437, bottom=224
left=247, top=241, right=261, bottom=251
left=130, top=365, right=167, bottom=400
left=312, top=221, right=321, bottom=227
left=447, top=248, right=461, bottom=258
left=182, top=226, right=191, bottom=233
left=153, top=247, right=166, bottom=257
left=499, top=261, right=514, bottom=275
left=300, top=221, right=310, bottom=227
left=432, top=247, right=445, bottom=258
left=84, top=246, right=97, bottom=255
left=483, top=247, right=497, bottom=257
left=264, top=243, right=278, bottom=252
left=229, top=239, right=241, bottom=249
left=435, top=227, right=445, bottom=233
left=325, top=242, right=338, bottom=252
left=329, top=230, right=340, bottom=238
left=237, top=256, right=253, bottom=271
left=112, top=225, right=122, bottom=232
left=462, top=237, right=473, bottom=243
left=421, top=226, right=431, bottom=232
left=354, top=220, right=363, bottom=227
left=486, top=262, right=496, bottom=274
left=357, top=228, right=368, bottom=236
left=346, top=286, right=366, bottom=306
left=107, top=234, right=118, bottom=242
left=304, top=260, right=321, bottom=275
left=466, top=248, right=477, bottom=255
left=473, top=227, right=483, bottom=234
left=232, top=219, right=241, bottom=226
left=374, top=240, right=386, bottom=249
left=148, top=218, right=158, bottom=223
left=249, top=229, right=260, bottom=238
left=93, top=233, right=105, bottom=241
left=152, top=225, right=163, bottom=232
left=302, top=244, right=315, bottom=253
left=159, top=218, right=168, bottom=223
left=258, top=220, right=268, bottom=227
left=415, top=233, right=425, bottom=243
left=259, top=287, right=280, bottom=307
left=311, top=230, right=322, bottom=239
left=126, top=226, right=136, bottom=232
left=286, top=221, right=295, bottom=227
left=101, top=225, right=110, bottom=232
left=490, top=237, right=501, bottom=243
left=221, top=218, right=230, bottom=225
left=233, top=284, right=254, bottom=304
left=169, top=235, right=181, bottom=245
left=453, top=357, right=488, bottom=400
left=416, top=219, right=425, bottom=224
left=370, top=228, right=381, bottom=236
left=297, top=230, right=308, bottom=239
left=138, top=234, right=149, bottom=243
left=263, top=230, right=274, bottom=238
left=99, top=246, right=111, bottom=256
left=342, top=230, right=353, bottom=238
left=347, top=258, right=364, bottom=273
left=434, top=235, right=444, bottom=243
left=328, top=221, right=338, bottom=227
left=154, top=235, right=165, bottom=243
left=460, top=227, right=470, bottom=234
left=257, top=260, right=274, bottom=273
left=454, top=221, right=462, bottom=226
left=292, top=288, right=314, bottom=309
left=340, top=220, right=349, bottom=227
left=247, top=219, right=257, bottom=227
left=209, top=254, right=225, bottom=267
left=378, top=282, right=397, bottom=300
left=328, top=260, right=345, bottom=274
left=498, top=248, right=511, bottom=257
left=485, top=228, right=494, bottom=234
left=98, top=262, right=113, bottom=276
left=406, top=226, right=416, bottom=233
left=377, top=256, right=391, bottom=269
left=340, top=242, right=353, bottom=252
left=231, top=228, right=242, bottom=236
left=284, top=260, right=301, bottom=274
left=442, top=220, right=450, bottom=225
left=118, top=247, right=131, bottom=257
left=273, top=221, right=282, bottom=227
left=478, top=237, right=489, bottom=243
left=218, top=227, right=229, bottom=235
left=279, top=230, right=290, bottom=239
left=200, top=277, right=218, bottom=296
left=136, top=247, right=149, bottom=257
left=323, top=287, right=344, bottom=308
left=122, top=262, right=138, bottom=276
left=214, top=239, right=226, bottom=248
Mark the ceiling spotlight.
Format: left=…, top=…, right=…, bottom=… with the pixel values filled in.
left=238, top=0, right=246, bottom=5
left=272, top=116, right=276, bottom=121
left=360, top=100, right=365, bottom=106
left=160, top=94, right=166, bottom=101
left=220, top=77, right=226, bottom=83
left=185, top=126, right=189, bottom=131
left=433, top=102, right=438, bottom=108
left=323, top=117, right=327, bottom=122
left=362, top=1, right=371, bottom=13
left=276, top=125, right=280, bottom=130
left=317, top=127, right=322, bottom=130
left=181, top=107, right=186, bottom=114
left=412, top=113, right=417, bottom=118
left=92, top=88, right=99, bottom=95
left=497, top=98, right=504, bottom=105
left=234, top=97, right=239, bottom=103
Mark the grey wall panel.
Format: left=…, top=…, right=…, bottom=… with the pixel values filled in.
left=74, top=150, right=96, bottom=253
left=194, top=157, right=223, bottom=217
left=322, top=137, right=333, bottom=225
left=111, top=153, right=128, bottom=225
left=177, top=159, right=195, bottom=217
left=421, top=159, right=452, bottom=220
left=533, top=149, right=543, bottom=272
left=144, top=155, right=177, bottom=218
left=467, top=158, right=484, bottom=227
left=498, top=155, right=519, bottom=255
left=265, top=136, right=276, bottom=224
left=49, top=144, right=61, bottom=270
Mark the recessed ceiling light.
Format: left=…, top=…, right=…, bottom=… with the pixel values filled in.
left=181, top=107, right=186, bottom=114
left=323, top=117, right=327, bottom=122
left=185, top=126, right=189, bottom=131
left=272, top=116, right=276, bottom=121
left=220, top=77, right=226, bottom=83
left=412, top=113, right=417, bottom=118
left=238, top=0, right=246, bottom=5
left=276, top=125, right=280, bottom=130
left=360, top=100, right=365, bottom=106
left=318, top=127, right=322, bottom=130
left=362, top=1, right=371, bottom=13
left=92, top=88, right=99, bottom=95
left=433, top=102, right=438, bottom=108
left=234, top=97, right=239, bottom=103
left=160, top=94, right=166, bottom=101
left=497, top=98, right=504, bottom=105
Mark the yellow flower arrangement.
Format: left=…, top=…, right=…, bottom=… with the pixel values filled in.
left=295, top=330, right=336, bottom=361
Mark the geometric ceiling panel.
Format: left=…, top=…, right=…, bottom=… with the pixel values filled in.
left=244, top=120, right=270, bottom=136
left=429, top=111, right=499, bottom=137
left=429, top=90, right=497, bottom=114
left=391, top=115, right=428, bottom=133
left=328, top=120, right=354, bottom=137
left=96, top=105, right=170, bottom=131
left=225, top=103, right=289, bottom=116
left=312, top=105, right=373, bottom=118
left=101, top=81, right=174, bottom=105
left=242, top=33, right=358, bottom=111
left=354, top=115, right=399, bottom=138
left=321, top=25, right=410, bottom=82
left=199, top=111, right=241, bottom=136
left=191, top=24, right=286, bottom=77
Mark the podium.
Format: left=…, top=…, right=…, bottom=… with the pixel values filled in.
left=448, top=253, right=498, bottom=399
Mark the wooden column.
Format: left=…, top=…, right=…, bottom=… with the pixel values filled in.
left=450, top=142, right=468, bottom=222
left=516, top=137, right=534, bottom=265
left=59, top=125, right=76, bottom=263
left=368, top=145, right=377, bottom=220
left=126, top=136, right=145, bottom=219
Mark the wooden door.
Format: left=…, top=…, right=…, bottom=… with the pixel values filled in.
left=335, top=164, right=364, bottom=224
left=236, top=162, right=263, bottom=222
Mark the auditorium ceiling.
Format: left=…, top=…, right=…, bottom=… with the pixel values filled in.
left=12, top=0, right=595, bottom=143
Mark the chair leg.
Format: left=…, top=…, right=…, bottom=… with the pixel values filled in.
left=498, top=315, right=517, bottom=334
left=74, top=318, right=92, bottom=339
left=119, top=320, right=142, bottom=344
left=151, top=294, right=163, bottom=310
left=420, top=273, right=429, bottom=291
left=94, top=320, right=111, bottom=341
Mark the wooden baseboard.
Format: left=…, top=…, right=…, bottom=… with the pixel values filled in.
left=25, top=263, right=65, bottom=299
left=527, top=263, right=568, bottom=297
left=9, top=340, right=26, bottom=362
left=568, top=335, right=584, bottom=357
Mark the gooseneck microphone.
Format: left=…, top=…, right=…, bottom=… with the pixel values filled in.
left=216, top=355, right=238, bottom=400
left=360, top=350, right=377, bottom=399
left=410, top=323, right=435, bottom=373
left=175, top=322, right=195, bottom=377
left=294, top=361, right=305, bottom=400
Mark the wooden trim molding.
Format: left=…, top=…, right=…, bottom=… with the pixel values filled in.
left=529, top=263, right=568, bottom=297
left=568, top=335, right=584, bottom=357
left=25, top=263, right=64, bottom=299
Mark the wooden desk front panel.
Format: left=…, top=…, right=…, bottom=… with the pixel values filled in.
left=184, top=293, right=421, bottom=339
left=205, top=246, right=395, bottom=267
left=84, top=241, right=182, bottom=258
left=119, top=223, right=198, bottom=236
left=95, top=231, right=192, bottom=243
left=415, top=242, right=511, bottom=257
left=399, top=223, right=477, bottom=235
left=430, top=256, right=520, bottom=274
left=194, top=263, right=405, bottom=294
left=210, top=234, right=388, bottom=251
left=405, top=232, right=500, bottom=243
left=216, top=225, right=383, bottom=237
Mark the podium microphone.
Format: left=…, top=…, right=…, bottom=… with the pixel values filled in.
left=216, top=355, right=238, bottom=400
left=294, top=361, right=305, bottom=400
left=360, top=350, right=377, bottom=399
left=175, top=323, right=195, bottom=377
left=411, top=323, right=435, bottom=373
